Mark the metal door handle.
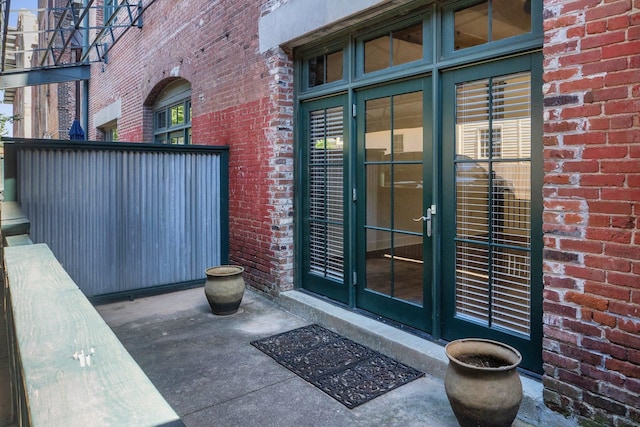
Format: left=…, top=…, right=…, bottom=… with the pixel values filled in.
left=412, top=207, right=433, bottom=237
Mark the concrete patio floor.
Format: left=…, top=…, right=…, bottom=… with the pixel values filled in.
left=97, top=288, right=568, bottom=427
left=2, top=285, right=574, bottom=426
left=96, top=287, right=461, bottom=427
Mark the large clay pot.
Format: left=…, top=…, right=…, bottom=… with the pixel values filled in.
left=204, top=265, right=245, bottom=315
left=444, top=338, right=523, bottom=427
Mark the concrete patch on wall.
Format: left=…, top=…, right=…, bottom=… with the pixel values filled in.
left=93, top=99, right=121, bottom=128
left=258, top=0, right=419, bottom=52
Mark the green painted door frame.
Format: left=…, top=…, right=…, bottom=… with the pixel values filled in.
left=354, top=77, right=434, bottom=331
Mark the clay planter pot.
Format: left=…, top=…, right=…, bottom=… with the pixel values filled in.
left=444, top=338, right=523, bottom=427
left=204, top=265, right=245, bottom=315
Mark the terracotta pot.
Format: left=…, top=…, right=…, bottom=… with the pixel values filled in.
left=444, top=338, right=523, bottom=427
left=204, top=265, right=245, bottom=315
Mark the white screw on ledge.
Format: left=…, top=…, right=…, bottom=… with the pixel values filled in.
left=72, top=347, right=96, bottom=368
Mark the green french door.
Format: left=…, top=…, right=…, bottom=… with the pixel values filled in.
left=299, top=95, right=350, bottom=304
left=297, top=56, right=541, bottom=373
left=441, top=55, right=543, bottom=372
left=355, top=78, right=433, bottom=331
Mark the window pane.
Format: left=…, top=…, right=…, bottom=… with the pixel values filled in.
left=308, top=55, right=325, bottom=87
left=326, top=50, right=343, bottom=83
left=456, top=241, right=490, bottom=324
left=455, top=1, right=532, bottom=50
left=492, top=73, right=531, bottom=158
left=492, top=1, right=531, bottom=41
left=170, top=104, right=185, bottom=126
left=392, top=24, right=423, bottom=67
left=365, top=97, right=391, bottom=158
left=365, top=23, right=423, bottom=73
left=455, top=1, right=489, bottom=50
left=308, top=50, right=343, bottom=88
left=156, top=111, right=167, bottom=129
left=492, top=161, right=530, bottom=247
left=365, top=35, right=390, bottom=73
left=456, top=161, right=490, bottom=241
left=492, top=247, right=530, bottom=334
left=456, top=78, right=490, bottom=160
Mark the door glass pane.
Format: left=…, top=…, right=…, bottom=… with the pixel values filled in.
left=456, top=161, right=490, bottom=242
left=365, top=91, right=424, bottom=306
left=454, top=72, right=531, bottom=335
left=365, top=97, right=392, bottom=159
left=308, top=107, right=344, bottom=281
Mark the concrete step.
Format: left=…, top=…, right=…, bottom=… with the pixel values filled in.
left=276, top=290, right=577, bottom=427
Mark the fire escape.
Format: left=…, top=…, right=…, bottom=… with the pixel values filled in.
left=0, top=0, right=149, bottom=132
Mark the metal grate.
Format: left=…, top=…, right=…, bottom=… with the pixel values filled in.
left=308, top=107, right=344, bottom=281
left=454, top=71, right=532, bottom=336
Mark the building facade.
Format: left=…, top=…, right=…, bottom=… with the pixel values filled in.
left=84, top=0, right=638, bottom=425
left=11, top=11, right=38, bottom=138
left=12, top=1, right=82, bottom=139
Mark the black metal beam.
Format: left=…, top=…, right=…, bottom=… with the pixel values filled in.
left=0, top=65, right=90, bottom=89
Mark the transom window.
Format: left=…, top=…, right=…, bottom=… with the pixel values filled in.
left=364, top=22, right=423, bottom=74
left=308, top=50, right=344, bottom=88
left=153, top=79, right=192, bottom=145
left=453, top=0, right=532, bottom=50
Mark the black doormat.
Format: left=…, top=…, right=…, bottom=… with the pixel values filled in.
left=250, top=324, right=424, bottom=409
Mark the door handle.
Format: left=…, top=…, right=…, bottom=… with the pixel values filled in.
left=412, top=207, right=433, bottom=237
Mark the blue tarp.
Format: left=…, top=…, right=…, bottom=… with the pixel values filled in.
left=69, top=119, right=85, bottom=140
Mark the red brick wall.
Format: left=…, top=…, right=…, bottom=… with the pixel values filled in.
left=542, top=0, right=640, bottom=424
left=88, top=0, right=294, bottom=294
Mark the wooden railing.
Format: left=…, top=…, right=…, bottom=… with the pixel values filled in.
left=2, top=202, right=183, bottom=426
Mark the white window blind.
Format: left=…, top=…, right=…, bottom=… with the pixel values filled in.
left=308, top=107, right=344, bottom=281
left=454, top=72, right=532, bottom=336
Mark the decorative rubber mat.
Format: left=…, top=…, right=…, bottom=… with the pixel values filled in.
left=250, top=324, right=424, bottom=409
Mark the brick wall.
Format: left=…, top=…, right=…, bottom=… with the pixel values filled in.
left=88, top=0, right=294, bottom=294
left=542, top=0, right=640, bottom=424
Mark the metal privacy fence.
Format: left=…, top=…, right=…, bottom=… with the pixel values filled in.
left=3, top=138, right=229, bottom=299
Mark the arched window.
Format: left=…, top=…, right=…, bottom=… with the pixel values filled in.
left=153, top=79, right=191, bottom=145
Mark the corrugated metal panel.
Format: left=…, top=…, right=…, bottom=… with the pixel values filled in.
left=17, top=147, right=223, bottom=297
